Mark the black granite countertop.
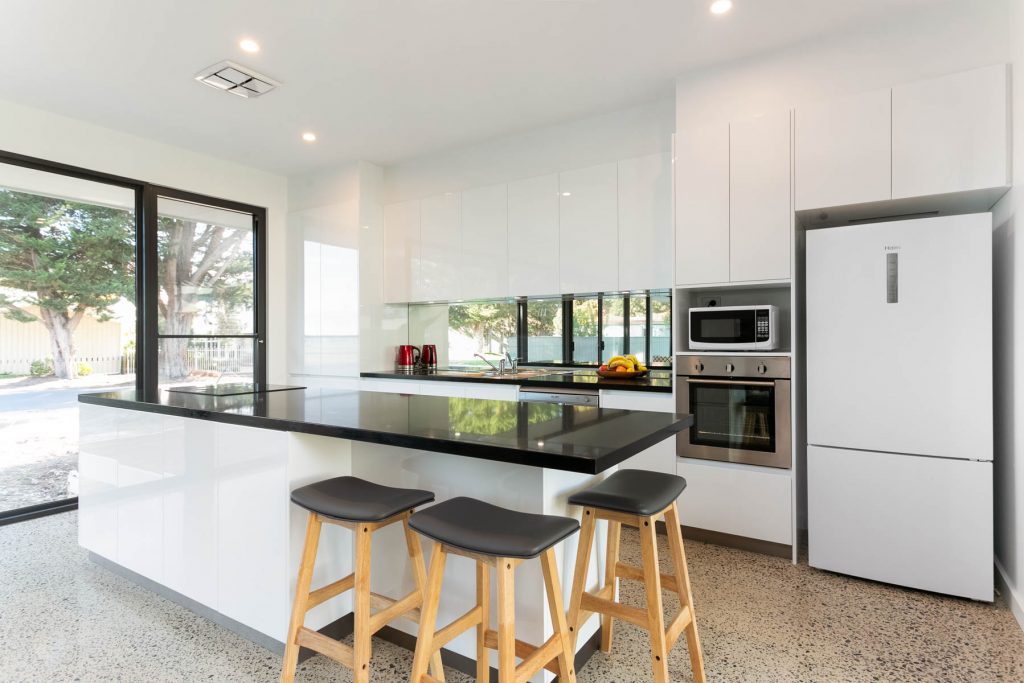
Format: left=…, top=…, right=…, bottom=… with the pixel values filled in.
left=360, top=368, right=673, bottom=393
left=79, top=388, right=691, bottom=475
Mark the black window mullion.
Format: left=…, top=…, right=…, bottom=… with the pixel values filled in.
left=622, top=294, right=631, bottom=356
left=645, top=292, right=653, bottom=365
left=562, top=297, right=573, bottom=365
left=597, top=294, right=604, bottom=365
left=140, top=184, right=159, bottom=398
left=517, top=299, right=528, bottom=362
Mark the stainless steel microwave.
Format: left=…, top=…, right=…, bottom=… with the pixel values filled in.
left=688, top=305, right=779, bottom=351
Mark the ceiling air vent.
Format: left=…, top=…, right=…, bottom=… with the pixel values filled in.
left=194, top=60, right=279, bottom=98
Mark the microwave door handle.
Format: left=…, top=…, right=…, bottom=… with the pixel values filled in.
left=684, top=378, right=776, bottom=387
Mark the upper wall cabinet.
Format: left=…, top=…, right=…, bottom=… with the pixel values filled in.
left=383, top=200, right=419, bottom=304
left=508, top=173, right=560, bottom=297
left=730, top=111, right=792, bottom=282
left=675, top=122, right=730, bottom=286
left=460, top=183, right=508, bottom=300
left=559, top=162, right=618, bottom=294
left=795, top=88, right=891, bottom=211
left=618, top=152, right=672, bottom=291
left=892, top=64, right=1010, bottom=200
left=417, top=193, right=461, bottom=302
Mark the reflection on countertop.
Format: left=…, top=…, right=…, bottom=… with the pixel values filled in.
left=78, top=387, right=690, bottom=474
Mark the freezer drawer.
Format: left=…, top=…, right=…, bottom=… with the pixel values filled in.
left=808, top=446, right=992, bottom=601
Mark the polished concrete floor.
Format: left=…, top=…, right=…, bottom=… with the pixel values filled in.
left=1, top=511, right=1022, bottom=682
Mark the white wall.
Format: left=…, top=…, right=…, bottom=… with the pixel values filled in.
left=0, top=98, right=289, bottom=382
left=383, top=98, right=674, bottom=203
left=675, top=0, right=1010, bottom=129
left=287, top=161, right=407, bottom=382
left=993, top=0, right=1024, bottom=634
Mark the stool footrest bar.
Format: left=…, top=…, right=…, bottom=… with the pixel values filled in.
left=307, top=572, right=355, bottom=609
left=614, top=561, right=680, bottom=594
left=581, top=592, right=649, bottom=630
left=666, top=606, right=693, bottom=651
left=434, top=605, right=484, bottom=651
left=515, top=634, right=564, bottom=683
left=296, top=626, right=354, bottom=667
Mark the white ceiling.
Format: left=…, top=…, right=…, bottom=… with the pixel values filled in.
left=0, top=0, right=944, bottom=176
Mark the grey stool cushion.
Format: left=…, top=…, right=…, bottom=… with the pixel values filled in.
left=290, top=476, right=435, bottom=522
left=409, top=497, right=579, bottom=559
left=568, top=470, right=687, bottom=517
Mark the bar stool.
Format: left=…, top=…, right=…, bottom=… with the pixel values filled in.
left=407, top=497, right=580, bottom=683
left=281, top=476, right=447, bottom=683
left=566, top=470, right=706, bottom=683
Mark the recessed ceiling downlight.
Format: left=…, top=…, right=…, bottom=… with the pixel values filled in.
left=710, top=0, right=732, bottom=15
left=302, top=132, right=317, bottom=142
left=239, top=38, right=260, bottom=53
left=195, top=60, right=279, bottom=98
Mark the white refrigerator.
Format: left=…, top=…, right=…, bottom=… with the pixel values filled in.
left=806, top=213, right=993, bottom=601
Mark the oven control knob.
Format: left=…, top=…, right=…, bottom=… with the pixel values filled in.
left=694, top=361, right=705, bottom=373
left=725, top=362, right=735, bottom=374
left=757, top=363, right=768, bottom=375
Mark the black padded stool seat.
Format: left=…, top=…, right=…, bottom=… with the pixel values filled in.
left=290, top=476, right=434, bottom=522
left=569, top=469, right=687, bottom=516
left=409, top=496, right=580, bottom=559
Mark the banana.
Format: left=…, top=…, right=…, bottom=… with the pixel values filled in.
left=607, top=355, right=627, bottom=365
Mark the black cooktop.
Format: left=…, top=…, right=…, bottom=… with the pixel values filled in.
left=166, top=383, right=305, bottom=397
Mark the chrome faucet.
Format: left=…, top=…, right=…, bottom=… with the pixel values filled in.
left=505, top=351, right=519, bottom=374
left=474, top=353, right=503, bottom=374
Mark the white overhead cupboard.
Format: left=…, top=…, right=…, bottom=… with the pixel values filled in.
left=795, top=63, right=1010, bottom=213
left=674, top=112, right=792, bottom=287
left=558, top=162, right=618, bottom=295
left=507, top=173, right=560, bottom=297
left=382, top=152, right=673, bottom=304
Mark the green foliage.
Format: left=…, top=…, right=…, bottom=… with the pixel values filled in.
left=30, top=359, right=53, bottom=377
left=0, top=188, right=135, bottom=322
left=448, top=301, right=517, bottom=353
left=526, top=299, right=562, bottom=336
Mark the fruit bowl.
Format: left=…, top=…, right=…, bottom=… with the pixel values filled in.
left=597, top=369, right=650, bottom=379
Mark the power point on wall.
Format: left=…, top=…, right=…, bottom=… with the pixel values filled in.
left=699, top=296, right=719, bottom=307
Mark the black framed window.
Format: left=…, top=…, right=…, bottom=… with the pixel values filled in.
left=145, top=188, right=266, bottom=390
left=517, top=290, right=671, bottom=368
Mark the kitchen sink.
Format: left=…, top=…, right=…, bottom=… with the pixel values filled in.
left=479, top=370, right=571, bottom=380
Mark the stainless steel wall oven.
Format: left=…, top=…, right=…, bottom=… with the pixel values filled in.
left=676, top=355, right=791, bottom=469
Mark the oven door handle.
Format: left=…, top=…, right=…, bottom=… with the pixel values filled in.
left=684, top=378, right=775, bottom=387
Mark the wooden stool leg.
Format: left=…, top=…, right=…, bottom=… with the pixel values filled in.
left=354, top=523, right=373, bottom=683
left=541, top=548, right=577, bottom=683
left=496, top=558, right=516, bottom=682
left=404, top=519, right=447, bottom=683
left=601, top=519, right=621, bottom=653
left=639, top=516, right=669, bottom=683
left=566, top=507, right=597, bottom=650
left=410, top=543, right=447, bottom=683
left=476, top=562, right=490, bottom=681
left=281, top=513, right=322, bottom=683
left=665, top=502, right=706, bottom=683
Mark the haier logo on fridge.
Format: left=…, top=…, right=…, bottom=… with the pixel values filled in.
left=884, top=245, right=901, bottom=252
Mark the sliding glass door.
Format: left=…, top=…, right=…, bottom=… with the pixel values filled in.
left=0, top=152, right=268, bottom=523
left=0, top=162, right=137, bottom=516
left=153, top=194, right=263, bottom=388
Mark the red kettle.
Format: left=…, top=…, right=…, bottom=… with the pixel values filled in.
left=396, top=345, right=420, bottom=370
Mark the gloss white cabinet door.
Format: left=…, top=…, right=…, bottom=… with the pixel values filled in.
left=675, top=122, right=729, bottom=286
left=460, top=183, right=508, bottom=300
left=599, top=390, right=675, bottom=475
left=417, top=193, right=461, bottom=302
left=618, top=153, right=672, bottom=291
left=508, top=174, right=560, bottom=297
left=795, top=87, right=892, bottom=210
left=559, top=162, right=618, bottom=295
left=730, top=110, right=792, bottom=282
left=383, top=200, right=419, bottom=304
left=892, top=64, right=1010, bottom=199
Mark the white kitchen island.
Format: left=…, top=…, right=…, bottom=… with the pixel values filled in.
left=77, top=387, right=691, bottom=681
